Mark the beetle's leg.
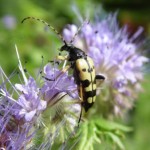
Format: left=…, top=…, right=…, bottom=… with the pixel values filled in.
left=44, top=65, right=71, bottom=82
left=43, top=53, right=70, bottom=82
left=42, top=76, right=55, bottom=81
left=95, top=74, right=105, bottom=90
left=57, top=65, right=71, bottom=78
left=55, top=54, right=69, bottom=69
left=56, top=54, right=68, bottom=61
left=95, top=74, right=105, bottom=81
left=78, top=107, right=83, bottom=127
left=78, top=84, right=84, bottom=126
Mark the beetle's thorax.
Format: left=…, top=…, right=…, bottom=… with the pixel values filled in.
left=60, top=44, right=87, bottom=61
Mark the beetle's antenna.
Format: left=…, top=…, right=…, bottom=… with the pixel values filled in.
left=70, top=19, right=89, bottom=44
left=21, top=17, right=67, bottom=45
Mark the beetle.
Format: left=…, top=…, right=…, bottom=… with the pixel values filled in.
left=59, top=44, right=105, bottom=112
left=21, top=17, right=105, bottom=123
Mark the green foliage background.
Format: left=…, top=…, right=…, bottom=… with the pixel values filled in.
left=0, top=0, right=150, bottom=149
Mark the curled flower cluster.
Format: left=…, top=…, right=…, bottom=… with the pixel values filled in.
left=62, top=13, right=148, bottom=117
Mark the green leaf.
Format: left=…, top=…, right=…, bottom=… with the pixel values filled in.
left=51, top=117, right=132, bottom=150
left=69, top=118, right=131, bottom=150
left=63, top=121, right=100, bottom=150
left=105, top=132, right=125, bottom=150
left=95, top=118, right=132, bottom=132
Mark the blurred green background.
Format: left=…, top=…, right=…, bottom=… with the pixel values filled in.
left=0, top=0, right=150, bottom=149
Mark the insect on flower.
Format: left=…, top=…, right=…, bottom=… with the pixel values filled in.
left=21, top=17, right=105, bottom=124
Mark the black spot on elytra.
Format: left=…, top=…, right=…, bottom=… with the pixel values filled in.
left=85, top=90, right=96, bottom=98
left=82, top=90, right=96, bottom=112
left=81, top=79, right=91, bottom=87
left=82, top=68, right=86, bottom=72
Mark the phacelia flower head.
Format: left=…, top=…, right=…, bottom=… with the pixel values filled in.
left=41, top=63, right=80, bottom=128
left=41, top=63, right=78, bottom=105
left=0, top=49, right=80, bottom=150
left=14, top=76, right=47, bottom=122
left=0, top=69, right=37, bottom=149
left=0, top=45, right=82, bottom=149
left=62, top=13, right=148, bottom=117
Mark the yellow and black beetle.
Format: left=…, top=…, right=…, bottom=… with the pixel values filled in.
left=59, top=44, right=105, bottom=112
left=21, top=17, right=105, bottom=123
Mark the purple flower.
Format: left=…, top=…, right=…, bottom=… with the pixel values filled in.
left=0, top=49, right=48, bottom=149
left=41, top=63, right=78, bottom=106
left=0, top=45, right=81, bottom=149
left=62, top=13, right=148, bottom=116
left=41, top=63, right=80, bottom=128
left=0, top=70, right=36, bottom=149
left=2, top=15, right=16, bottom=30
left=14, top=77, right=47, bottom=122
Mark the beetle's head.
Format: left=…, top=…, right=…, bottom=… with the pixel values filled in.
left=60, top=43, right=74, bottom=52
left=60, top=43, right=87, bottom=61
